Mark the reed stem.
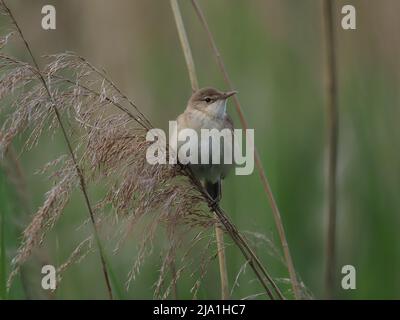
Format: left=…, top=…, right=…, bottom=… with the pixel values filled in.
left=170, top=0, right=199, bottom=93
left=191, top=0, right=301, bottom=299
left=322, top=0, right=339, bottom=299
left=215, top=226, right=229, bottom=299
left=170, top=0, right=230, bottom=299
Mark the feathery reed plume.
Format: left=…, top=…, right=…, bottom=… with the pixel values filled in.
left=190, top=0, right=302, bottom=299
left=56, top=236, right=94, bottom=284
left=0, top=40, right=216, bottom=300
left=3, top=147, right=31, bottom=215
left=0, top=0, right=115, bottom=299
left=0, top=2, right=284, bottom=299
left=1, top=145, right=49, bottom=299
left=0, top=42, right=221, bottom=297
left=322, top=0, right=339, bottom=299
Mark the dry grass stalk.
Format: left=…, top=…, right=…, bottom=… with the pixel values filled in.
left=170, top=0, right=231, bottom=300
left=190, top=0, right=301, bottom=299
left=170, top=0, right=199, bottom=93
left=215, top=226, right=229, bottom=299
left=322, top=0, right=339, bottom=299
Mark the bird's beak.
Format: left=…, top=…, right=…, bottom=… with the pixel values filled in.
left=223, top=90, right=237, bottom=99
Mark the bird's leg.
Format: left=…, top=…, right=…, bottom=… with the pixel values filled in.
left=217, top=179, right=222, bottom=203
left=205, top=179, right=222, bottom=209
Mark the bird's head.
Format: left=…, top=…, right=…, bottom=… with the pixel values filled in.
left=187, top=87, right=237, bottom=118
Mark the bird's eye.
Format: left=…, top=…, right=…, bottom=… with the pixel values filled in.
left=204, top=97, right=211, bottom=103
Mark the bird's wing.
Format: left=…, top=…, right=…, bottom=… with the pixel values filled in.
left=225, top=114, right=234, bottom=130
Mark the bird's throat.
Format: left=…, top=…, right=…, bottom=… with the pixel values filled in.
left=208, top=99, right=227, bottom=119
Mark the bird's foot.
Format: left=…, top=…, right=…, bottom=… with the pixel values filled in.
left=208, top=198, right=220, bottom=211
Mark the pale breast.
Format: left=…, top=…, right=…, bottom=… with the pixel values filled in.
left=173, top=110, right=234, bottom=182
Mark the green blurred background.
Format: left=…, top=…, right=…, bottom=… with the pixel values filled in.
left=0, top=0, right=399, bottom=299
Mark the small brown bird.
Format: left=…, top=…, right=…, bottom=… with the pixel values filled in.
left=172, top=87, right=237, bottom=203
